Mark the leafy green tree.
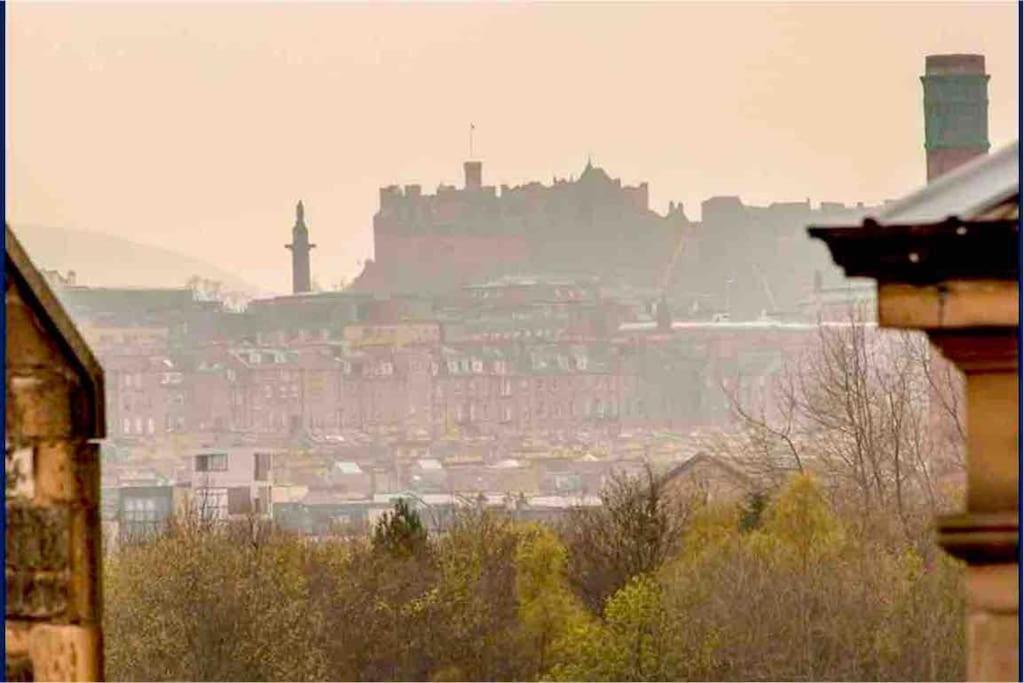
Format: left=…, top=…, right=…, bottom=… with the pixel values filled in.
left=760, top=473, right=844, bottom=561
left=550, top=574, right=675, bottom=682
left=514, top=525, right=590, bottom=676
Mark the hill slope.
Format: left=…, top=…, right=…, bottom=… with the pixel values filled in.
left=9, top=224, right=265, bottom=296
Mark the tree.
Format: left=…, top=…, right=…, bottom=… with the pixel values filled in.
left=549, top=574, right=675, bottom=682
left=721, top=306, right=964, bottom=540
left=373, top=498, right=428, bottom=558
left=514, top=525, right=590, bottom=677
left=559, top=464, right=689, bottom=613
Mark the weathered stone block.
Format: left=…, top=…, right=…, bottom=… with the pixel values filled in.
left=27, top=623, right=102, bottom=682
left=67, top=506, right=102, bottom=623
left=6, top=569, right=69, bottom=619
left=6, top=445, right=35, bottom=500
left=7, top=621, right=31, bottom=655
left=7, top=373, right=75, bottom=440
left=6, top=505, right=71, bottom=571
left=5, top=654, right=34, bottom=682
left=968, top=611, right=1019, bottom=681
left=34, top=441, right=99, bottom=507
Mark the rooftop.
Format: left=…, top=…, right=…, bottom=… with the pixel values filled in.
left=873, top=141, right=1018, bottom=223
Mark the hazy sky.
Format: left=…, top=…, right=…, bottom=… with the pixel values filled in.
left=6, top=2, right=1019, bottom=294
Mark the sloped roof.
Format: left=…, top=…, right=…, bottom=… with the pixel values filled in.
left=874, top=141, right=1019, bottom=223
left=6, top=225, right=105, bottom=438
left=663, top=452, right=756, bottom=490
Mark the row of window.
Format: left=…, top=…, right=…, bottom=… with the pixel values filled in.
left=121, top=415, right=187, bottom=434
left=194, top=486, right=270, bottom=520
left=122, top=417, right=155, bottom=435
left=447, top=398, right=637, bottom=423
left=194, top=453, right=272, bottom=478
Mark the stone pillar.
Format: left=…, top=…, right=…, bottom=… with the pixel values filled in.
left=880, top=277, right=1019, bottom=682
left=812, top=215, right=1019, bottom=682
left=929, top=329, right=1018, bottom=682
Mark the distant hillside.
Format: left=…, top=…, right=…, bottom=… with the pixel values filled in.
left=9, top=224, right=265, bottom=296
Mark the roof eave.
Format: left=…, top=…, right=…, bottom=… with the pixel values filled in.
left=808, top=217, right=1019, bottom=285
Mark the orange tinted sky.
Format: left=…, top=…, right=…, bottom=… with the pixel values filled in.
left=6, top=2, right=1019, bottom=294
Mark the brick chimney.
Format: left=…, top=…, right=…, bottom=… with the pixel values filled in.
left=921, top=54, right=990, bottom=182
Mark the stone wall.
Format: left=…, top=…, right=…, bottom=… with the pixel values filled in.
left=6, top=234, right=105, bottom=681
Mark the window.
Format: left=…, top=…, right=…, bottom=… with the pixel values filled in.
left=195, top=488, right=228, bottom=520
left=255, top=487, right=271, bottom=515
left=124, top=497, right=158, bottom=523
left=122, top=418, right=131, bottom=434
left=146, top=417, right=155, bottom=435
left=195, top=453, right=228, bottom=472
left=254, top=453, right=272, bottom=482
left=501, top=379, right=513, bottom=397
left=501, top=406, right=513, bottom=423
left=123, top=496, right=165, bottom=537
left=134, top=417, right=143, bottom=434
left=227, top=487, right=252, bottom=515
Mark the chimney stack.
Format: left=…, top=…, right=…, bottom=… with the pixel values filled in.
left=921, top=54, right=990, bottom=182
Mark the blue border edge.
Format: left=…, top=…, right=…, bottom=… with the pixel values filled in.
left=1017, top=0, right=1023, bottom=679
left=1017, top=0, right=1023, bottom=678
left=2, top=0, right=9, bottom=672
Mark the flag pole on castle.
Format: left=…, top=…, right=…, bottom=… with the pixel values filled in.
left=469, top=123, right=475, bottom=159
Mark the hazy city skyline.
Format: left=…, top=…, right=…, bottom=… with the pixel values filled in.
left=6, top=2, right=1019, bottom=294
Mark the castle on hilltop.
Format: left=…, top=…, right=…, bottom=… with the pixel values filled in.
left=350, top=159, right=690, bottom=295
left=349, top=158, right=881, bottom=319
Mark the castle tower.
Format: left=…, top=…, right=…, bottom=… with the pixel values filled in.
left=285, top=200, right=316, bottom=294
left=463, top=160, right=482, bottom=190
left=921, top=54, right=990, bottom=182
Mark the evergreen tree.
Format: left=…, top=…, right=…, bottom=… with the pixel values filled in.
left=372, top=498, right=428, bottom=558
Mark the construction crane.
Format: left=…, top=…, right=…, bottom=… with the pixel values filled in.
left=651, top=222, right=690, bottom=328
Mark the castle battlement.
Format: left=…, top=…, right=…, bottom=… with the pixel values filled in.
left=374, top=159, right=674, bottom=238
